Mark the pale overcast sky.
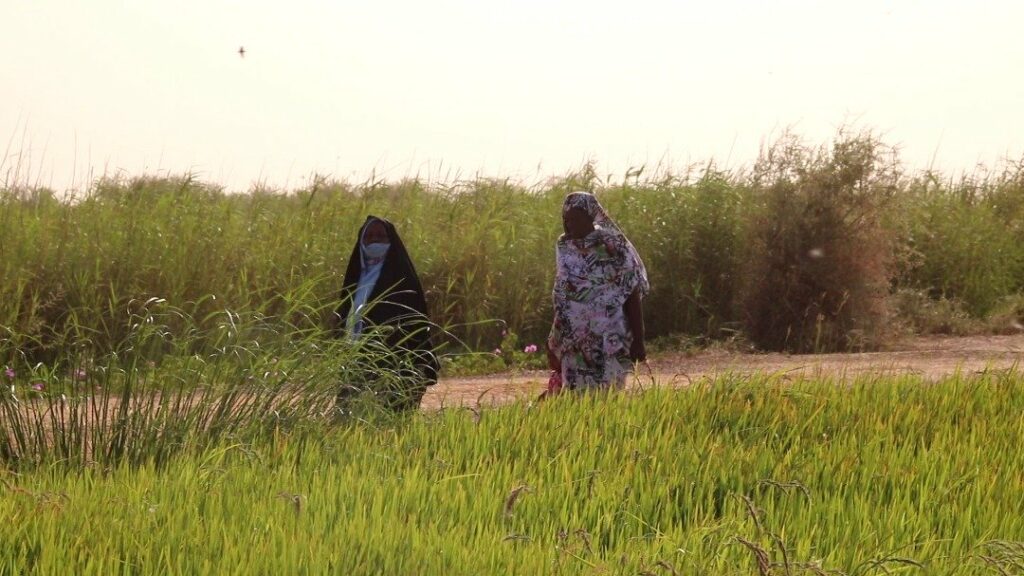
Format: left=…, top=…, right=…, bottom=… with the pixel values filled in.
left=2, top=1, right=1023, bottom=192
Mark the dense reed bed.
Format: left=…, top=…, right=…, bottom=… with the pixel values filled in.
left=2, top=133, right=1022, bottom=360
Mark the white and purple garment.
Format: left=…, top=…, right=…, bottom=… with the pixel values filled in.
left=548, top=192, right=649, bottom=390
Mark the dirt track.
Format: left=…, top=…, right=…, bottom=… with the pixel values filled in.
left=423, top=334, right=1024, bottom=409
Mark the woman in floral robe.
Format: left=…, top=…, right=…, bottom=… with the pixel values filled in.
left=547, top=192, right=649, bottom=391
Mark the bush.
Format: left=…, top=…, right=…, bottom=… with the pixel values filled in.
left=738, top=131, right=899, bottom=353
left=890, top=288, right=977, bottom=336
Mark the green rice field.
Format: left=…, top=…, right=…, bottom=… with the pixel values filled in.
left=3, top=373, right=1023, bottom=574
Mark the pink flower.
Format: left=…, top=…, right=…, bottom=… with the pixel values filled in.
left=3, top=367, right=14, bottom=380
left=524, top=344, right=538, bottom=354
left=73, top=368, right=87, bottom=380
left=492, top=348, right=502, bottom=355
left=31, top=382, right=44, bottom=392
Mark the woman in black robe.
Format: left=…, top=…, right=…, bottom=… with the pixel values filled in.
left=333, top=216, right=439, bottom=413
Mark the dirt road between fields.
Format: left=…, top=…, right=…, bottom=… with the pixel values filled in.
left=422, top=334, right=1024, bottom=409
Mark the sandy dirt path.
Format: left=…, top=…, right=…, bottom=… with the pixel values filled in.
left=422, top=334, right=1024, bottom=409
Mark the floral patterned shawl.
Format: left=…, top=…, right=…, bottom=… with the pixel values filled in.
left=548, top=192, right=649, bottom=389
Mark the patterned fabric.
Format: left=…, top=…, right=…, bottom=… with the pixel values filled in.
left=548, top=192, right=649, bottom=390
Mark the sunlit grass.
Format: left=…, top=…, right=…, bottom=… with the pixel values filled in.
left=2, top=372, right=1023, bottom=573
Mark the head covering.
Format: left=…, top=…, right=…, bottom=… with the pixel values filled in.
left=558, top=192, right=649, bottom=298
left=563, top=191, right=614, bottom=228
left=359, top=218, right=391, bottom=268
left=335, top=215, right=438, bottom=382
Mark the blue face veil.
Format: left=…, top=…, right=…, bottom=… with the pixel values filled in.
left=348, top=218, right=391, bottom=337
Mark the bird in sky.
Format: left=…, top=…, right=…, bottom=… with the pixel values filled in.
left=238, top=46, right=246, bottom=58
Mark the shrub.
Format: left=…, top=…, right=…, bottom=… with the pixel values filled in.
left=889, top=288, right=977, bottom=336
left=738, top=131, right=899, bottom=352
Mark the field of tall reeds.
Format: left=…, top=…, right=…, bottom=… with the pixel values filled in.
left=2, top=131, right=1023, bottom=362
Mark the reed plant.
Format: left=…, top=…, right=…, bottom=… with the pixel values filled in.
left=2, top=132, right=1024, bottom=359
left=894, top=168, right=1024, bottom=317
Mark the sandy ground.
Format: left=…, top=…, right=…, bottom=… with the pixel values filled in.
left=422, top=334, right=1024, bottom=409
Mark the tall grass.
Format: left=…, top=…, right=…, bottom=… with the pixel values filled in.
left=2, top=132, right=1024, bottom=357
left=0, top=289, right=436, bottom=470
left=2, top=372, right=1023, bottom=573
left=895, top=167, right=1024, bottom=317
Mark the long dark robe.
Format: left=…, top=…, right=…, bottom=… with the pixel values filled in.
left=333, top=216, right=438, bottom=411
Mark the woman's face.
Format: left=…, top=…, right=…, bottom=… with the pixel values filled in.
left=562, top=207, right=594, bottom=240
left=362, top=221, right=390, bottom=245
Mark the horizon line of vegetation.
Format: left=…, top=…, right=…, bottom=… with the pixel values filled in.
left=2, top=128, right=1023, bottom=365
